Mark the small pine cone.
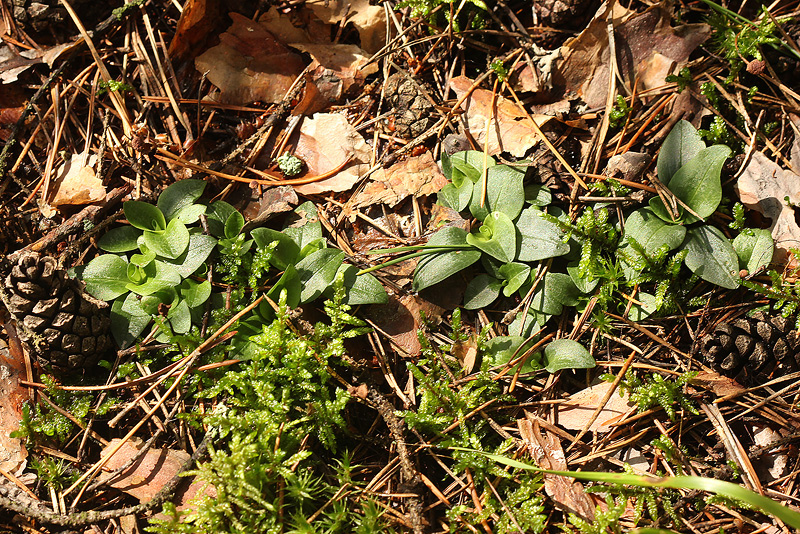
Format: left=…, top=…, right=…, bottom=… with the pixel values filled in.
left=1, top=251, right=112, bottom=373
left=700, top=311, right=800, bottom=384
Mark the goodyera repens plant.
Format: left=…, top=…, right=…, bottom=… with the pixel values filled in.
left=79, top=180, right=387, bottom=352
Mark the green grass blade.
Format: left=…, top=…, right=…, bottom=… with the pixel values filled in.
left=452, top=448, right=800, bottom=529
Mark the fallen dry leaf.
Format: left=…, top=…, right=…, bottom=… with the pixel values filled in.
left=305, top=0, right=387, bottom=54
left=49, top=151, right=107, bottom=207
left=555, top=3, right=710, bottom=108
left=242, top=185, right=298, bottom=226
left=98, top=438, right=215, bottom=511
left=259, top=7, right=329, bottom=48
left=0, top=338, right=28, bottom=476
left=291, top=113, right=372, bottom=195
left=0, top=84, right=27, bottom=141
left=519, top=416, right=595, bottom=522
left=195, top=13, right=305, bottom=105
left=289, top=43, right=378, bottom=103
left=452, top=333, right=478, bottom=374
left=690, top=370, right=748, bottom=398
left=350, top=152, right=448, bottom=208
left=449, top=75, right=552, bottom=158
left=367, top=294, right=443, bottom=356
left=168, top=0, right=220, bottom=64
left=751, top=424, right=788, bottom=482
left=556, top=381, right=635, bottom=433
left=735, top=150, right=796, bottom=267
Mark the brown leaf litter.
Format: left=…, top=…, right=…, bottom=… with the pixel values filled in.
left=449, top=75, right=552, bottom=158
left=194, top=13, right=305, bottom=105
left=349, top=152, right=448, bottom=209
left=553, top=2, right=710, bottom=108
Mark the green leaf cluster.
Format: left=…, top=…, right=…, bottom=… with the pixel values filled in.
left=82, top=180, right=218, bottom=348
left=626, top=120, right=770, bottom=290
left=81, top=185, right=386, bottom=353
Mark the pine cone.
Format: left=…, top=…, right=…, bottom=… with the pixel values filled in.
left=384, top=74, right=434, bottom=139
left=1, top=251, right=112, bottom=373
left=700, top=311, right=800, bottom=384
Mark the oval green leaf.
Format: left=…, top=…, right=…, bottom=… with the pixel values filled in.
left=180, top=279, right=212, bottom=308
left=251, top=227, right=301, bottom=270
left=124, top=200, right=166, bottom=232
left=163, top=234, right=217, bottom=277
left=469, top=164, right=525, bottom=221
left=624, top=207, right=687, bottom=255
left=466, top=212, right=517, bottom=263
left=498, top=262, right=530, bottom=297
left=683, top=225, right=740, bottom=289
left=463, top=274, right=503, bottom=310
left=650, top=144, right=731, bottom=224
left=413, top=227, right=481, bottom=292
left=98, top=226, right=141, bottom=253
left=111, top=294, right=152, bottom=348
left=657, top=119, right=706, bottom=186
left=82, top=254, right=130, bottom=301
left=733, top=228, right=773, bottom=275
left=543, top=338, right=595, bottom=373
left=295, top=248, right=346, bottom=303
left=143, top=218, right=190, bottom=259
left=515, top=207, right=570, bottom=262
left=157, top=179, right=206, bottom=221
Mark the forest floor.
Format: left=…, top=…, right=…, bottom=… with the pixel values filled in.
left=2, top=0, right=800, bottom=533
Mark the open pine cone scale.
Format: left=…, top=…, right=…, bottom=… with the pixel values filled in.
left=700, top=311, right=800, bottom=385
left=0, top=251, right=112, bottom=373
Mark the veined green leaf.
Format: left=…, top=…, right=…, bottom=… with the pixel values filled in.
left=295, top=248, right=345, bottom=303
left=124, top=201, right=166, bottom=233
left=463, top=274, right=503, bottom=309
left=469, top=164, right=525, bottom=221
left=98, top=226, right=141, bottom=252
left=733, top=228, right=773, bottom=275
left=650, top=144, right=731, bottom=224
left=657, top=119, right=705, bottom=186
left=82, top=254, right=130, bottom=301
left=543, top=338, right=595, bottom=373
left=157, top=179, right=206, bottom=221
left=466, top=212, right=517, bottom=262
left=413, top=227, right=481, bottom=291
left=143, top=218, right=190, bottom=259
left=683, top=225, right=739, bottom=289
left=515, top=207, right=570, bottom=262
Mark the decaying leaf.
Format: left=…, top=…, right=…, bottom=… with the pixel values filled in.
left=690, top=370, right=748, bottom=398
left=167, top=0, right=221, bottom=64
left=292, top=113, right=372, bottom=195
left=195, top=13, right=305, bottom=105
left=555, top=3, right=710, bottom=108
left=556, top=381, right=635, bottom=433
left=735, top=150, right=797, bottom=267
left=367, top=294, right=443, bottom=356
left=305, top=0, right=387, bottom=54
left=98, top=438, right=215, bottom=511
left=0, top=84, right=26, bottom=141
left=449, top=76, right=552, bottom=158
left=452, top=333, right=478, bottom=374
left=49, top=151, right=107, bottom=207
left=242, top=185, right=298, bottom=225
left=518, top=416, right=595, bottom=522
left=259, top=7, right=328, bottom=45
left=751, top=424, right=788, bottom=482
left=289, top=43, right=378, bottom=103
left=0, top=338, right=27, bottom=476
left=350, top=152, right=448, bottom=208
